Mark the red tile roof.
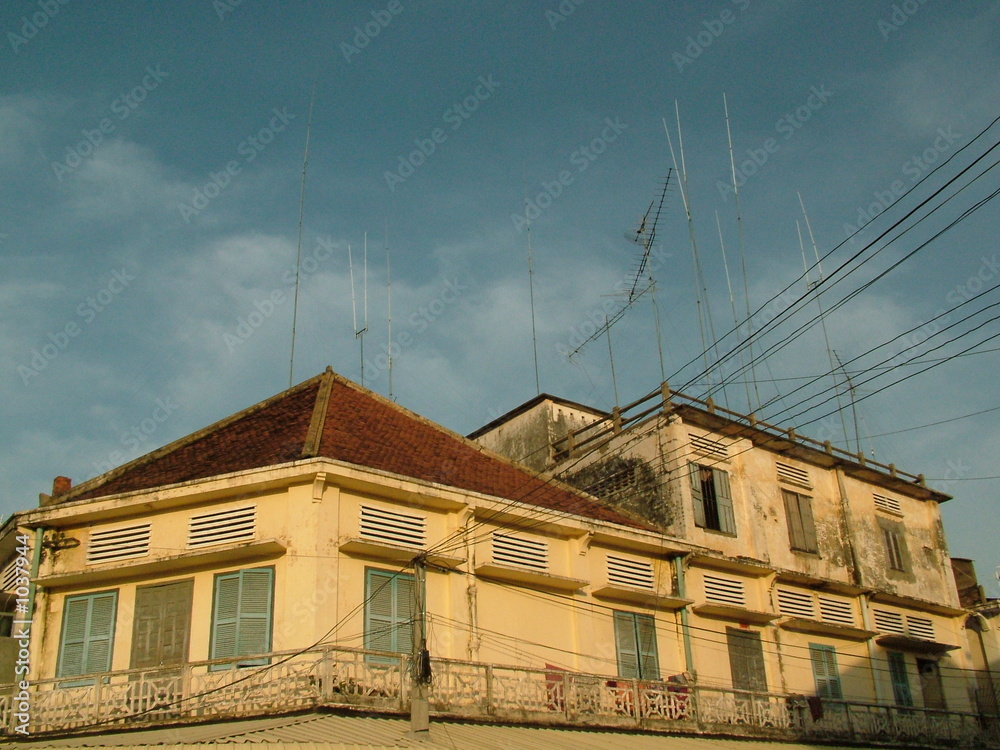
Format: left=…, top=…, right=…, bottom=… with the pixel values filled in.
left=63, top=369, right=647, bottom=530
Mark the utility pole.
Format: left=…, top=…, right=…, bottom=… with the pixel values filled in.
left=409, top=555, right=430, bottom=739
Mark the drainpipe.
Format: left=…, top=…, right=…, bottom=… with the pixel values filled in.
left=26, top=527, right=44, bottom=618
left=859, top=595, right=887, bottom=704
left=674, top=556, right=695, bottom=676
left=833, top=468, right=862, bottom=588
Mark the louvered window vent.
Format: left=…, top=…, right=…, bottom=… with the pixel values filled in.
left=776, top=462, right=811, bottom=487
left=777, top=587, right=815, bottom=618
left=691, top=434, right=728, bottom=460
left=188, top=505, right=256, bottom=549
left=906, top=616, right=935, bottom=640
left=87, top=523, right=151, bottom=564
left=492, top=533, right=548, bottom=572
left=818, top=596, right=855, bottom=627
left=873, top=608, right=906, bottom=635
left=873, top=493, right=902, bottom=514
left=1, top=560, right=22, bottom=591
left=703, top=574, right=745, bottom=607
left=607, top=555, right=655, bottom=590
left=360, top=505, right=426, bottom=548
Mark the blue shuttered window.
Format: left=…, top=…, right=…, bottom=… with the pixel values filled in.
left=809, top=644, right=843, bottom=699
left=365, top=568, right=414, bottom=663
left=888, top=651, right=914, bottom=706
left=613, top=611, right=659, bottom=680
left=210, top=567, right=274, bottom=670
left=57, top=591, right=118, bottom=681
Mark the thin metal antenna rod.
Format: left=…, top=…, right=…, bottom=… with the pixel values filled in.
left=606, top=315, right=619, bottom=407
left=651, top=283, right=667, bottom=383
left=358, top=233, right=369, bottom=386
left=348, top=243, right=359, bottom=378
left=797, top=204, right=850, bottom=449
left=386, top=219, right=394, bottom=401
left=348, top=243, right=356, bottom=332
left=724, top=93, right=761, bottom=411
left=664, top=113, right=711, bottom=391
left=523, top=168, right=541, bottom=395
left=289, top=77, right=318, bottom=388
left=717, top=211, right=753, bottom=413
left=860, top=412, right=876, bottom=459
left=799, top=191, right=826, bottom=279
left=677, top=103, right=724, bottom=404
left=834, top=350, right=862, bottom=453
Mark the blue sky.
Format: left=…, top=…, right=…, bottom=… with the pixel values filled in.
left=2, top=0, right=998, bottom=589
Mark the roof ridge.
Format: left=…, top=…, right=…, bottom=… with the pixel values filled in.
left=301, top=366, right=336, bottom=458
left=55, top=372, right=326, bottom=504
left=325, top=372, right=649, bottom=528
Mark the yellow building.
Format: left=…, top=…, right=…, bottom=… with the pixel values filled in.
left=0, top=370, right=993, bottom=746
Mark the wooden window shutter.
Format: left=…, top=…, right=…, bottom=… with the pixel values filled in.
left=798, top=493, right=817, bottom=552
left=210, top=568, right=273, bottom=668
left=365, top=570, right=397, bottom=653
left=614, top=612, right=658, bottom=680
left=636, top=614, right=660, bottom=680
left=211, top=573, right=240, bottom=662
left=689, top=463, right=706, bottom=528
left=236, top=569, right=273, bottom=660
left=58, top=591, right=118, bottom=678
left=809, top=644, right=842, bottom=699
left=783, top=490, right=805, bottom=550
left=365, top=569, right=414, bottom=661
left=713, top=468, right=736, bottom=535
left=614, top=611, right=640, bottom=679
left=727, top=627, right=767, bottom=692
left=784, top=491, right=817, bottom=552
left=395, top=573, right=415, bottom=655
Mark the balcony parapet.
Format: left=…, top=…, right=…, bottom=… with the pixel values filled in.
left=0, top=646, right=994, bottom=747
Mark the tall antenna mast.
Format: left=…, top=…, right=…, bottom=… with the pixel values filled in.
left=651, top=285, right=667, bottom=383
left=348, top=244, right=362, bottom=385
left=606, top=315, right=619, bottom=408
left=664, top=113, right=711, bottom=391
left=717, top=211, right=753, bottom=413
left=386, top=219, right=394, bottom=401
left=359, top=233, right=369, bottom=386
left=834, top=350, right=862, bottom=453
left=724, top=93, right=761, bottom=411
left=289, top=77, right=318, bottom=388
left=523, top=169, right=541, bottom=395
left=797, top=196, right=851, bottom=449
left=669, top=104, right=723, bottom=401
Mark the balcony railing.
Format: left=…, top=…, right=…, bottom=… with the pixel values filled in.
left=1, top=646, right=996, bottom=747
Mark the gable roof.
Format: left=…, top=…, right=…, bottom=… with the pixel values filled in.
left=59, top=368, right=647, bottom=530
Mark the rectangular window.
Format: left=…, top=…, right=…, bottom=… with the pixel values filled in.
left=689, top=463, right=735, bottom=535
left=57, top=591, right=118, bottom=681
left=210, top=567, right=274, bottom=669
left=809, top=644, right=843, bottom=699
left=888, top=651, right=913, bottom=707
left=365, top=568, right=414, bottom=662
left=783, top=490, right=818, bottom=553
left=883, top=527, right=907, bottom=571
left=726, top=627, right=767, bottom=693
left=613, top=611, right=659, bottom=680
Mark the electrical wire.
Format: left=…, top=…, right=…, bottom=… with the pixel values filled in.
left=669, top=118, right=1000, bottom=404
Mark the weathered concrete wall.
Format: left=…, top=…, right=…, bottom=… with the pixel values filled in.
left=840, top=474, right=957, bottom=606
left=474, top=400, right=606, bottom=473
